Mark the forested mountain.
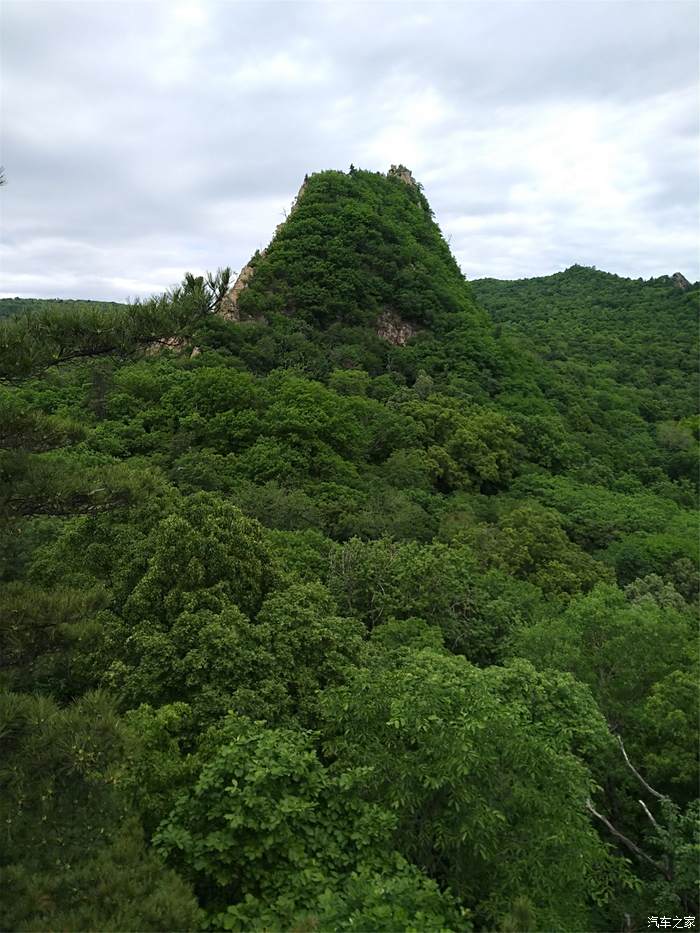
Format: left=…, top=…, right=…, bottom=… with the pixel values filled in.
left=473, top=265, right=698, bottom=428
left=0, top=297, right=127, bottom=320
left=1, top=166, right=697, bottom=932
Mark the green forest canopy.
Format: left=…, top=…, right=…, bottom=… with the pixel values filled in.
left=1, top=167, right=698, bottom=932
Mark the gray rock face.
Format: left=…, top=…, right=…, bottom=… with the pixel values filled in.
left=377, top=310, right=419, bottom=346
left=388, top=164, right=417, bottom=187
left=218, top=262, right=258, bottom=321
left=671, top=272, right=691, bottom=290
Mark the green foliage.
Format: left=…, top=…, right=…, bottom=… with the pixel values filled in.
left=97, top=495, right=284, bottom=722
left=0, top=582, right=108, bottom=694
left=329, top=537, right=477, bottom=645
left=155, top=716, right=462, bottom=931
left=0, top=691, right=201, bottom=931
left=0, top=296, right=127, bottom=319
left=0, top=448, right=170, bottom=520
left=602, top=524, right=699, bottom=587
left=118, top=492, right=275, bottom=623
left=318, top=649, right=612, bottom=930
left=298, top=856, right=469, bottom=932
left=639, top=665, right=700, bottom=802
left=0, top=168, right=696, bottom=931
left=510, top=584, right=694, bottom=745
left=238, top=169, right=481, bottom=332
left=511, top=473, right=682, bottom=550
left=473, top=502, right=614, bottom=594
left=641, top=798, right=700, bottom=916
left=473, top=265, right=700, bottom=482
left=0, top=270, right=231, bottom=381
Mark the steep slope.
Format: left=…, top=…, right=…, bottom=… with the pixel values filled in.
left=231, top=166, right=482, bottom=331
left=197, top=166, right=550, bottom=410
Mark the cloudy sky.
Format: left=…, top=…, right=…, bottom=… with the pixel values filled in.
left=1, top=0, right=698, bottom=301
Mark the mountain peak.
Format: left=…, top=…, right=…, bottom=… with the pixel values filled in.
left=218, top=165, right=478, bottom=335
left=671, top=271, right=691, bottom=290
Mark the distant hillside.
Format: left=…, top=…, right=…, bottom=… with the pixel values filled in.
left=472, top=264, right=699, bottom=423
left=0, top=296, right=127, bottom=320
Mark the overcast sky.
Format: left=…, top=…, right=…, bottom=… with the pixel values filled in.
left=1, top=0, right=698, bottom=301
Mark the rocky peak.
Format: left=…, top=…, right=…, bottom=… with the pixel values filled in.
left=213, top=164, right=474, bottom=333
left=388, top=164, right=417, bottom=187
left=671, top=271, right=691, bottom=290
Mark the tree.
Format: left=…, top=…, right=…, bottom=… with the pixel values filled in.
left=475, top=503, right=613, bottom=594
left=586, top=736, right=699, bottom=919
left=510, top=584, right=694, bottom=748
left=0, top=691, right=201, bottom=931
left=317, top=649, right=615, bottom=930
left=154, top=716, right=462, bottom=931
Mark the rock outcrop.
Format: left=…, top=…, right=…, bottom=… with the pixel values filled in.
left=671, top=272, right=691, bottom=290
left=377, top=310, right=419, bottom=346
left=142, top=339, right=201, bottom=358
left=218, top=261, right=258, bottom=321
left=143, top=335, right=188, bottom=355
left=388, top=164, right=417, bottom=187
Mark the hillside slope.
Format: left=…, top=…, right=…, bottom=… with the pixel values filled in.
left=196, top=165, right=534, bottom=408
left=472, top=264, right=699, bottom=421
left=0, top=168, right=697, bottom=932
left=234, top=166, right=481, bottom=328
left=0, top=296, right=127, bottom=320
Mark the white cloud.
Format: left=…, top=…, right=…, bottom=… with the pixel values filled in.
left=0, top=0, right=697, bottom=301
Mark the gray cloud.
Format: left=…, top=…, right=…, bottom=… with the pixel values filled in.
left=1, top=0, right=698, bottom=301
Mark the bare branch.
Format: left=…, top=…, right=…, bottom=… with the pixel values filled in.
left=586, top=798, right=671, bottom=880
left=639, top=798, right=663, bottom=833
left=617, top=734, right=665, bottom=801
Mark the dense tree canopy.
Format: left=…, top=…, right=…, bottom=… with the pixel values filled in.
left=0, top=167, right=697, bottom=931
